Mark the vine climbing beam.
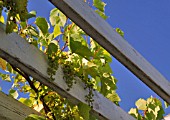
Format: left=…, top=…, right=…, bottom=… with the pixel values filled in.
left=49, top=0, right=170, bottom=104
left=0, top=27, right=135, bottom=119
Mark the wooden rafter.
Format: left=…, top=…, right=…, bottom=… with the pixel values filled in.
left=0, top=27, right=135, bottom=119
left=49, top=0, right=170, bottom=104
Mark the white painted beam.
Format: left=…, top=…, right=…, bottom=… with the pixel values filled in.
left=0, top=92, right=39, bottom=120
left=0, top=28, right=135, bottom=119
left=49, top=0, right=170, bottom=104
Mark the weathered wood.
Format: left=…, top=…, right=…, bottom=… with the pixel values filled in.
left=0, top=28, right=135, bottom=119
left=0, top=92, right=39, bottom=120
left=49, top=0, right=170, bottom=104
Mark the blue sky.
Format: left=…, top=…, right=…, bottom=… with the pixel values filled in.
left=1, top=0, right=169, bottom=116
left=28, top=0, right=170, bottom=115
left=105, top=0, right=170, bottom=115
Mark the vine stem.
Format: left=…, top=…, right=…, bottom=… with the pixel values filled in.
left=11, top=65, right=56, bottom=120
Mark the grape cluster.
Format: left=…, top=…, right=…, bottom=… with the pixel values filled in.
left=47, top=57, right=59, bottom=81
left=62, top=64, right=76, bottom=91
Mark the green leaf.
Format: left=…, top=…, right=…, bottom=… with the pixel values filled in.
left=0, top=58, right=6, bottom=70
left=19, top=98, right=32, bottom=107
left=95, top=10, right=108, bottom=20
left=93, top=0, right=106, bottom=12
left=69, top=37, right=93, bottom=59
left=47, top=40, right=59, bottom=55
left=27, top=26, right=38, bottom=37
left=100, top=78, right=108, bottom=96
left=25, top=114, right=45, bottom=120
left=106, top=90, right=121, bottom=103
left=9, top=89, right=19, bottom=99
left=20, top=22, right=27, bottom=29
left=50, top=8, right=59, bottom=26
left=26, top=11, right=36, bottom=19
left=129, top=108, right=142, bottom=120
left=35, top=17, right=49, bottom=35
left=14, top=0, right=28, bottom=21
left=78, top=103, right=91, bottom=120
left=53, top=24, right=61, bottom=38
left=0, top=73, right=11, bottom=82
left=116, top=28, right=124, bottom=37
left=89, top=114, right=97, bottom=120
left=164, top=101, right=169, bottom=108
left=6, top=19, right=17, bottom=34
left=50, top=8, right=66, bottom=27
left=135, top=98, right=147, bottom=110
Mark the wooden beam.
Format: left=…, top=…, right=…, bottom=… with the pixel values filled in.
left=48, top=0, right=170, bottom=104
left=0, top=28, right=135, bottom=119
left=0, top=92, right=39, bottom=120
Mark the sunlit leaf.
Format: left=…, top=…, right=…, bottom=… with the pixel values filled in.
left=25, top=114, right=45, bottom=120
left=116, top=28, right=124, bottom=37
left=50, top=8, right=66, bottom=27
left=0, top=58, right=6, bottom=70
left=53, top=24, right=61, bottom=38
left=95, top=10, right=108, bottom=20
left=19, top=98, right=32, bottom=107
left=135, top=98, right=147, bottom=110
left=129, top=108, right=142, bottom=120
left=164, top=101, right=169, bottom=108
left=0, top=15, right=4, bottom=23
left=26, top=11, right=36, bottom=19
left=93, top=0, right=106, bottom=12
left=106, top=90, right=121, bottom=103
left=9, top=89, right=19, bottom=99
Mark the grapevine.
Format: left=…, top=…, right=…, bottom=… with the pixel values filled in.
left=0, top=0, right=168, bottom=120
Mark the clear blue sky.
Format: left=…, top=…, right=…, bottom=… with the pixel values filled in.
left=105, top=0, right=170, bottom=115
left=1, top=0, right=169, bottom=116
left=28, top=0, right=170, bottom=115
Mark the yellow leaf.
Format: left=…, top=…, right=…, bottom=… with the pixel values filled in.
left=0, top=58, right=6, bottom=70
left=0, top=16, right=4, bottom=23
left=53, top=24, right=61, bottom=38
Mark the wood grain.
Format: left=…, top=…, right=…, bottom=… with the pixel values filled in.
left=0, top=92, right=39, bottom=120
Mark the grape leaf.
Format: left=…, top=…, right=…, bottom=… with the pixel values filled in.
left=47, top=40, right=59, bottom=55
left=35, top=17, right=49, bottom=35
left=19, top=98, right=32, bottom=107
left=9, top=89, right=19, bottom=99
left=69, top=37, right=92, bottom=59
left=25, top=114, right=45, bottom=120
left=53, top=24, right=61, bottom=38
left=78, top=103, right=91, bottom=120
left=14, top=0, right=28, bottom=21
left=50, top=8, right=66, bottom=27
left=93, top=0, right=106, bottom=12
left=95, top=10, right=108, bottom=20
left=0, top=58, right=6, bottom=70
left=135, top=98, right=147, bottom=110
left=26, top=11, right=36, bottom=19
